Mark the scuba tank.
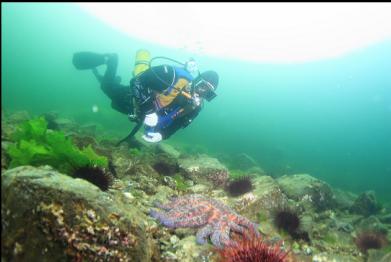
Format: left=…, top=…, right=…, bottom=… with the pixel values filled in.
left=129, top=49, right=152, bottom=123
left=133, top=49, right=151, bottom=77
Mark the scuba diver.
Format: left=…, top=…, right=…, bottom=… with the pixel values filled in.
left=72, top=50, right=219, bottom=144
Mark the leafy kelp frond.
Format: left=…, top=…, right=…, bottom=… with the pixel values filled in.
left=81, top=145, right=108, bottom=167
left=6, top=117, right=108, bottom=174
left=173, top=174, right=189, bottom=191
left=7, top=139, right=51, bottom=167
left=11, top=117, right=47, bottom=142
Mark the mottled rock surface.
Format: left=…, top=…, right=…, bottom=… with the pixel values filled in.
left=333, top=188, right=358, bottom=210
left=178, top=154, right=229, bottom=188
left=1, top=165, right=157, bottom=262
left=156, top=142, right=181, bottom=159
left=231, top=176, right=288, bottom=221
left=350, top=191, right=381, bottom=217
left=232, top=153, right=260, bottom=171
left=277, top=174, right=335, bottom=211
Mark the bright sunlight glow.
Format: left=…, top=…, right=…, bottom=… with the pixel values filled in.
left=78, top=3, right=391, bottom=63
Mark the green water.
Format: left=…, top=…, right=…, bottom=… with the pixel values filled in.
left=2, top=3, right=391, bottom=202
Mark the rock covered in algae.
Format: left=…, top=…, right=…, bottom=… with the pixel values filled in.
left=277, top=174, right=335, bottom=211
left=1, top=142, right=10, bottom=171
left=178, top=154, right=229, bottom=188
left=350, top=190, right=381, bottom=217
left=332, top=188, right=358, bottom=210
left=156, top=142, right=181, bottom=159
left=231, top=152, right=263, bottom=172
left=171, top=235, right=213, bottom=262
left=7, top=110, right=31, bottom=124
left=1, top=165, right=157, bottom=261
left=312, top=252, right=362, bottom=262
left=367, top=249, right=391, bottom=262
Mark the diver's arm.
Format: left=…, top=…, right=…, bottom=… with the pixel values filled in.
left=180, top=105, right=201, bottom=129
left=160, top=105, right=202, bottom=140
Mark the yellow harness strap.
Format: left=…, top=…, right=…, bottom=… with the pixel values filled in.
left=156, top=78, right=191, bottom=108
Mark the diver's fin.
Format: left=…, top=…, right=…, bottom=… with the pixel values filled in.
left=72, top=52, right=106, bottom=70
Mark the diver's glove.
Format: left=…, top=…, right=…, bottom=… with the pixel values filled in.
left=142, top=132, right=162, bottom=143
left=143, top=112, right=159, bottom=127
left=142, top=113, right=162, bottom=142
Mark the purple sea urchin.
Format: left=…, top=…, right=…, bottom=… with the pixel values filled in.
left=272, top=207, right=309, bottom=241
left=225, top=176, right=253, bottom=197
left=72, top=166, right=113, bottom=191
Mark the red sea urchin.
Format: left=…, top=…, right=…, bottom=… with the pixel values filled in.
left=216, top=230, right=288, bottom=262
left=354, top=230, right=388, bottom=254
left=225, top=176, right=254, bottom=197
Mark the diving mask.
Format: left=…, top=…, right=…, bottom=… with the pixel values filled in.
left=193, top=78, right=217, bottom=102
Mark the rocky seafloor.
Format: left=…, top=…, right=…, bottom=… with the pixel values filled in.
left=1, top=110, right=390, bottom=262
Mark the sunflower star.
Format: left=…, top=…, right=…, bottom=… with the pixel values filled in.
left=149, top=194, right=260, bottom=248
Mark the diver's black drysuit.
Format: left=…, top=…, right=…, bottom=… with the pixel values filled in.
left=93, top=54, right=201, bottom=140
left=92, top=54, right=134, bottom=115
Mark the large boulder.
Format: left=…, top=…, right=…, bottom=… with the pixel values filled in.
left=156, top=142, right=181, bottom=159
left=1, top=111, right=31, bottom=141
left=332, top=188, right=358, bottom=210
left=1, top=141, right=10, bottom=171
left=150, top=153, right=180, bottom=177
left=354, top=215, right=388, bottom=233
left=178, top=154, right=229, bottom=188
left=231, top=153, right=260, bottom=171
left=52, top=117, right=78, bottom=132
left=7, top=110, right=31, bottom=124
left=312, top=252, right=362, bottom=262
left=1, top=165, right=157, bottom=261
left=367, top=249, right=391, bottom=262
left=276, top=174, right=335, bottom=211
left=350, top=191, right=381, bottom=217
left=216, top=153, right=265, bottom=175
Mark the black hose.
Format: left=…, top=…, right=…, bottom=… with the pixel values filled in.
left=149, top=56, right=185, bottom=67
left=116, top=120, right=144, bottom=146
left=147, top=56, right=184, bottom=88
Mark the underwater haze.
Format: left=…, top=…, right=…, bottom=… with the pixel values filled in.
left=2, top=3, right=391, bottom=202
